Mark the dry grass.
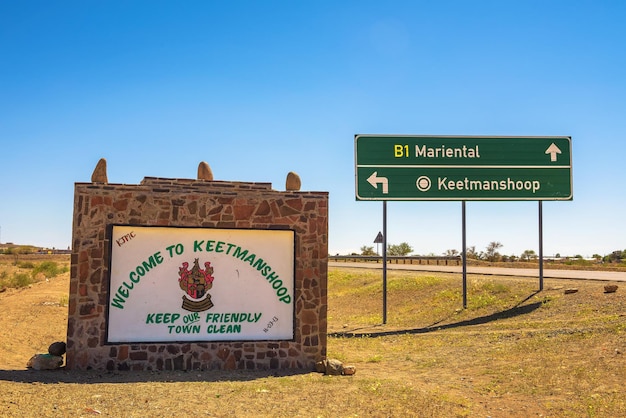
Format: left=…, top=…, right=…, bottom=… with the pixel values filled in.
left=0, top=256, right=624, bottom=417
left=328, top=268, right=625, bottom=417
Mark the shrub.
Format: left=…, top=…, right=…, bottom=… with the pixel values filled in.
left=12, top=273, right=33, bottom=288
left=31, top=261, right=68, bottom=279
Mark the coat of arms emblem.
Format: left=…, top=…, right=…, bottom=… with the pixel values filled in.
left=178, top=258, right=215, bottom=312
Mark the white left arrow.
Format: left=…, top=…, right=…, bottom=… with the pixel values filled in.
left=545, top=143, right=562, bottom=162
left=367, top=171, right=389, bottom=194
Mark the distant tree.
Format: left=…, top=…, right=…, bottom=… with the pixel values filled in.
left=360, top=245, right=377, bottom=256
left=484, top=241, right=503, bottom=262
left=592, top=254, right=602, bottom=262
left=606, top=250, right=624, bottom=263
left=444, top=249, right=459, bottom=257
left=520, top=249, right=537, bottom=261
left=387, top=242, right=413, bottom=256
left=465, top=246, right=479, bottom=259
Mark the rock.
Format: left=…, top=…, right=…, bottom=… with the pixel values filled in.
left=342, top=365, right=357, bottom=375
left=315, top=359, right=355, bottom=376
left=325, top=358, right=344, bottom=375
left=315, top=359, right=343, bottom=375
left=27, top=354, right=63, bottom=370
left=604, top=285, right=618, bottom=293
left=197, top=161, right=214, bottom=180
left=564, top=288, right=578, bottom=294
left=91, top=158, right=108, bottom=183
left=285, top=172, right=301, bottom=191
left=48, top=341, right=67, bottom=356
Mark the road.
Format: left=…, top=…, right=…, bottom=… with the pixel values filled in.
left=329, top=261, right=626, bottom=282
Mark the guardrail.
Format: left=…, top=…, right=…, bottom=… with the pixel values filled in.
left=329, top=255, right=462, bottom=266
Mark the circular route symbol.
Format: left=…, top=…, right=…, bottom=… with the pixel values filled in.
left=416, top=176, right=431, bottom=192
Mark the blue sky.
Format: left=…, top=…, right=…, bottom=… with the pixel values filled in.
left=1, top=1, right=625, bottom=258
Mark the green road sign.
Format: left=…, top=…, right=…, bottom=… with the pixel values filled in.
left=355, top=135, right=572, bottom=201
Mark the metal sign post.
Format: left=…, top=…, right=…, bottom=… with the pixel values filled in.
left=539, top=201, right=544, bottom=291
left=462, top=201, right=467, bottom=309
left=382, top=202, right=388, bottom=324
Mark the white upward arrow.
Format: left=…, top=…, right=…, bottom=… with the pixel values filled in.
left=545, top=143, right=562, bottom=162
left=367, top=171, right=389, bottom=194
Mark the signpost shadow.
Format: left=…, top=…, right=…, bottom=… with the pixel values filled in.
left=330, top=291, right=543, bottom=339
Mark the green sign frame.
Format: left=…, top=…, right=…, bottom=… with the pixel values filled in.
left=355, top=135, right=572, bottom=201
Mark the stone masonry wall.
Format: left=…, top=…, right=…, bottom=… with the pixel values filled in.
left=67, top=176, right=328, bottom=371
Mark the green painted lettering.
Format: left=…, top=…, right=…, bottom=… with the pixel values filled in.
left=118, top=286, right=129, bottom=298
left=233, top=246, right=248, bottom=260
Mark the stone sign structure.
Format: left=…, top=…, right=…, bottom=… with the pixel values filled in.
left=67, top=160, right=328, bottom=371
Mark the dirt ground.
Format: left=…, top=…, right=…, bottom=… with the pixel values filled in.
left=0, top=267, right=624, bottom=417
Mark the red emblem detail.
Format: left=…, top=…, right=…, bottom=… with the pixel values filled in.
left=178, top=258, right=214, bottom=299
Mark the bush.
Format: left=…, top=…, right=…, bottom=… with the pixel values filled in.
left=0, top=259, right=69, bottom=289
left=12, top=273, right=34, bottom=288
left=31, top=261, right=67, bottom=279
